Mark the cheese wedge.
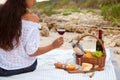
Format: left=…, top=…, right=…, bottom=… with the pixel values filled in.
left=82, top=63, right=93, bottom=71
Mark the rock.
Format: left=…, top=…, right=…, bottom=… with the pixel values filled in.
left=109, top=42, right=116, bottom=47
left=48, top=22, right=57, bottom=31
left=38, top=12, right=110, bottom=32
left=77, top=27, right=85, bottom=33
left=114, top=47, right=120, bottom=54
left=40, top=23, right=49, bottom=37
left=118, top=49, right=120, bottom=54
left=64, top=23, right=72, bottom=32
left=115, top=40, right=120, bottom=47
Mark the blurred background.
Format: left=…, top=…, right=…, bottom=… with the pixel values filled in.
left=32, top=0, right=120, bottom=26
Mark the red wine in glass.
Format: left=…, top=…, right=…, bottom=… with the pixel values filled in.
left=57, top=29, right=66, bottom=35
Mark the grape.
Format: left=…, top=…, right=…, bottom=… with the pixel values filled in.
left=92, top=51, right=103, bottom=58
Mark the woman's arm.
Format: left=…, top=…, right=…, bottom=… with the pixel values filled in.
left=22, top=13, right=64, bottom=57
left=29, top=37, right=64, bottom=57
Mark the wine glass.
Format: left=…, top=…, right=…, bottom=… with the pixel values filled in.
left=57, top=24, right=66, bottom=36
left=57, top=23, right=66, bottom=48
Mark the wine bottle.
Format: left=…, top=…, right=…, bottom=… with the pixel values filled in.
left=96, top=30, right=104, bottom=52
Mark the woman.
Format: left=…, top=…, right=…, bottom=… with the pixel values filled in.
left=0, top=0, right=64, bottom=76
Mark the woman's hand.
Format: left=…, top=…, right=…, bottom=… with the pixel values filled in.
left=51, top=37, right=64, bottom=49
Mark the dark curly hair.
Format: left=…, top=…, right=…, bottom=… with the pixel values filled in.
left=0, top=0, right=27, bottom=51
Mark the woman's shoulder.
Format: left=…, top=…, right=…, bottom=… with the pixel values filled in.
left=22, top=12, right=39, bottom=23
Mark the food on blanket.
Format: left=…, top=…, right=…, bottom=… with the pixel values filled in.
left=67, top=64, right=76, bottom=71
left=84, top=50, right=93, bottom=58
left=92, top=51, right=103, bottom=58
left=54, top=62, right=67, bottom=69
left=82, top=63, right=93, bottom=71
left=54, top=62, right=76, bottom=71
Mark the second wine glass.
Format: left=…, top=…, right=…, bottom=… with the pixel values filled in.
left=57, top=24, right=66, bottom=36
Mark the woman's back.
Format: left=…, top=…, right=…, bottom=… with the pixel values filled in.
left=0, top=0, right=63, bottom=76
left=0, top=19, right=40, bottom=70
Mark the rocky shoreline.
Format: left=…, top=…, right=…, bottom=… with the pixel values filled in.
left=38, top=11, right=120, bottom=54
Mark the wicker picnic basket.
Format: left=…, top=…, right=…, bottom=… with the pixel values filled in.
left=75, top=34, right=106, bottom=68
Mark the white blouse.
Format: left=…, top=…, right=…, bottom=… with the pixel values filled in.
left=0, top=20, right=41, bottom=70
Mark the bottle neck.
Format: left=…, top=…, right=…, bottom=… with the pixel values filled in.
left=98, top=30, right=102, bottom=39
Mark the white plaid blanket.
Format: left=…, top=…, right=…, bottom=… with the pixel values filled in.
left=0, top=49, right=116, bottom=80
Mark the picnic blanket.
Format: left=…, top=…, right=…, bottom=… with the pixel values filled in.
left=0, top=48, right=117, bottom=80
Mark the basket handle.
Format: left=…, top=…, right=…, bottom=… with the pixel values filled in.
left=76, top=34, right=106, bottom=55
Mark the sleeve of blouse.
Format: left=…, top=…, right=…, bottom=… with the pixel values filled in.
left=25, top=28, right=40, bottom=55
